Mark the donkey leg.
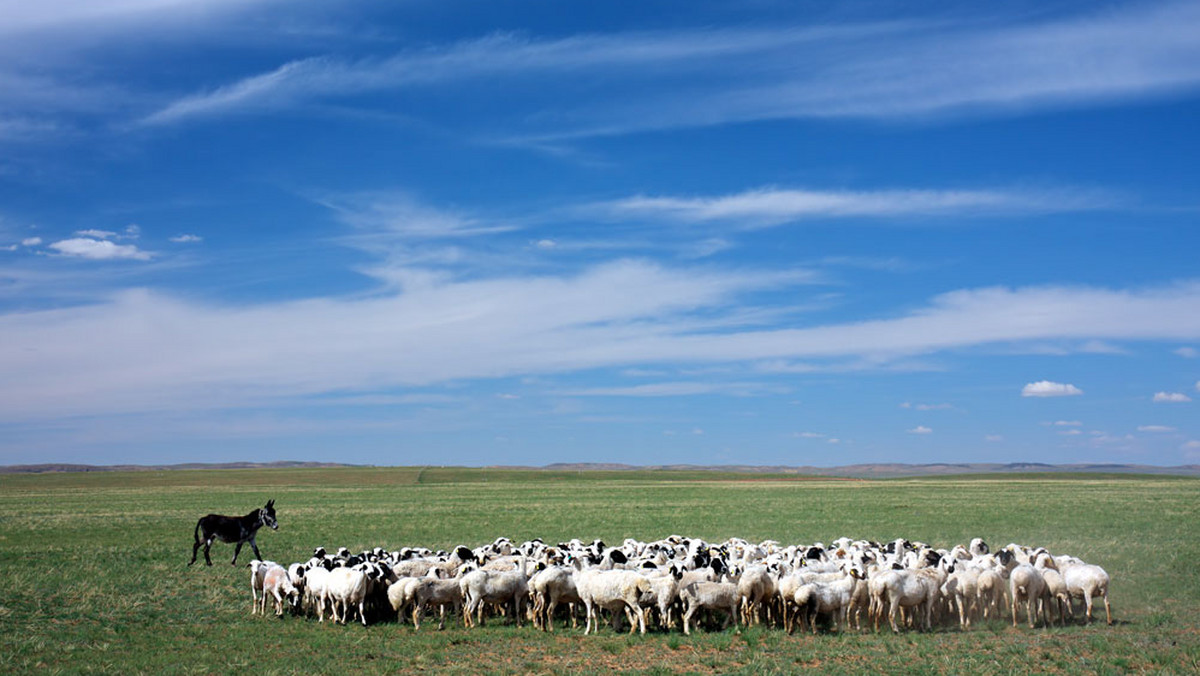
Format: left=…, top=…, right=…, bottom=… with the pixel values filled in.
left=250, top=536, right=263, bottom=561
left=231, top=540, right=244, bottom=566
left=190, top=539, right=201, bottom=566
left=204, top=539, right=214, bottom=566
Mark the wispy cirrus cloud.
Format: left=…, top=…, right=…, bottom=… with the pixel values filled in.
left=598, top=186, right=1111, bottom=228
left=140, top=2, right=1200, bottom=137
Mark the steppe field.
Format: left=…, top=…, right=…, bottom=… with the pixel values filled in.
left=1, top=468, right=1197, bottom=674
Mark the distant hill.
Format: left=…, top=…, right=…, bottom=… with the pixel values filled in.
left=3, top=460, right=1198, bottom=477
left=0, top=460, right=357, bottom=474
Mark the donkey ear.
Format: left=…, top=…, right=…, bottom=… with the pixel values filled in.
left=266, top=499, right=275, bottom=508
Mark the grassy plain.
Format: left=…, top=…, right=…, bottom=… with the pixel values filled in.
left=1, top=468, right=1197, bottom=674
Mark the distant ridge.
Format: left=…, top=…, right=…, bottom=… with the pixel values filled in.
left=3, top=460, right=1198, bottom=477
left=0, top=460, right=356, bottom=474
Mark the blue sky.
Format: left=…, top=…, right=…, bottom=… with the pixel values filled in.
left=2, top=0, right=1199, bottom=467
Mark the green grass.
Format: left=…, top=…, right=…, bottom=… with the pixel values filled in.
left=1, top=468, right=1198, bottom=674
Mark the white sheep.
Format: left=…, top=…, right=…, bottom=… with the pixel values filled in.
left=1060, top=561, right=1112, bottom=625
left=459, top=562, right=529, bottom=628
left=528, top=565, right=581, bottom=632
left=260, top=565, right=299, bottom=617
left=679, top=581, right=739, bottom=635
left=576, top=569, right=652, bottom=635
left=248, top=560, right=280, bottom=615
left=1008, top=563, right=1046, bottom=628
left=409, top=577, right=464, bottom=630
left=792, top=570, right=860, bottom=634
left=326, top=566, right=370, bottom=626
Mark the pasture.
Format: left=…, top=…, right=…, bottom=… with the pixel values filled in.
left=1, top=467, right=1198, bottom=674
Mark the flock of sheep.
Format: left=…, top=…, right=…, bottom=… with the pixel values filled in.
left=247, top=535, right=1113, bottom=635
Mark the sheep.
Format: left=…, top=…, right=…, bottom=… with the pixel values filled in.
left=679, top=581, right=739, bottom=635
left=409, top=577, right=465, bottom=630
left=302, top=565, right=333, bottom=622
left=941, top=567, right=982, bottom=629
left=736, top=564, right=777, bottom=627
left=874, top=568, right=941, bottom=633
left=459, top=560, right=529, bottom=628
left=248, top=560, right=280, bottom=614
left=638, top=567, right=683, bottom=630
left=1009, top=564, right=1046, bottom=628
left=576, top=569, right=652, bottom=635
left=386, top=576, right=423, bottom=624
left=792, top=570, right=861, bottom=634
left=528, top=565, right=581, bottom=632
left=260, top=565, right=300, bottom=617
left=1060, top=562, right=1112, bottom=625
left=326, top=566, right=370, bottom=626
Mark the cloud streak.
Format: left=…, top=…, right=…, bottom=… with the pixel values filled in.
left=600, top=186, right=1109, bottom=228
left=4, top=263, right=1200, bottom=421
left=141, top=2, right=1200, bottom=137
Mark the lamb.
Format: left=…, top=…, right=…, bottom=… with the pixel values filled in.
left=260, top=565, right=300, bottom=617
left=576, top=569, right=652, bottom=635
left=1060, top=562, right=1112, bottom=625
left=386, top=576, right=423, bottom=624
left=679, top=581, right=739, bottom=635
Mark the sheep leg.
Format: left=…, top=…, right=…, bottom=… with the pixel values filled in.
left=682, top=604, right=695, bottom=636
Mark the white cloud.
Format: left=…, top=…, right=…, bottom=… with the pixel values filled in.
left=794, top=432, right=825, bottom=439
left=901, top=402, right=955, bottom=411
left=558, top=381, right=781, bottom=397
left=75, top=229, right=117, bottom=239
left=142, top=2, right=1200, bottom=137
left=603, top=187, right=1108, bottom=228
left=1173, top=346, right=1198, bottom=358
left=1059, top=429, right=1082, bottom=436
left=47, top=237, right=152, bottom=261
left=1138, top=425, right=1176, bottom=433
left=827, top=438, right=840, bottom=444
left=21, top=237, right=42, bottom=246
left=1182, top=440, right=1200, bottom=458
left=124, top=224, right=141, bottom=239
left=1022, top=381, right=1083, bottom=397
left=323, top=192, right=518, bottom=241
left=1053, top=420, right=1083, bottom=427
left=3, top=272, right=1200, bottom=421
left=169, top=234, right=203, bottom=243
left=985, top=435, right=1004, bottom=442
left=908, top=426, right=933, bottom=435
left=1154, top=392, right=1192, bottom=403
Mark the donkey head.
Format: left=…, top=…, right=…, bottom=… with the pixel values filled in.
left=260, top=499, right=278, bottom=530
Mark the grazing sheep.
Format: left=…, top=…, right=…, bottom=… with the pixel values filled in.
left=260, top=565, right=299, bottom=617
